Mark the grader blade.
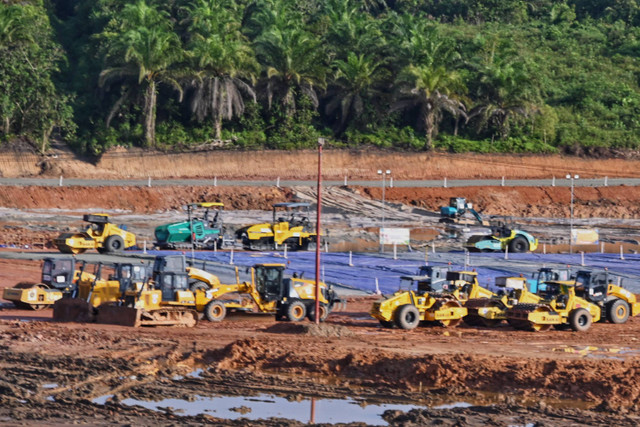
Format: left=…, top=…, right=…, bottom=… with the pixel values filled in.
left=53, top=298, right=95, bottom=323
left=96, top=304, right=142, bottom=327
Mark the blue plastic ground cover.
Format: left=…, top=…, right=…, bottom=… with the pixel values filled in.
left=142, top=250, right=640, bottom=294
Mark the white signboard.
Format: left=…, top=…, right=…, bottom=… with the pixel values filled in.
left=379, top=228, right=410, bottom=245
left=571, top=228, right=599, bottom=245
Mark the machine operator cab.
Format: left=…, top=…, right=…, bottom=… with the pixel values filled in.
left=446, top=271, right=478, bottom=297
left=273, top=202, right=312, bottom=230
left=41, top=258, right=75, bottom=290
left=574, top=270, right=610, bottom=302
left=538, top=281, right=572, bottom=308
left=152, top=255, right=189, bottom=301
left=253, top=264, right=286, bottom=302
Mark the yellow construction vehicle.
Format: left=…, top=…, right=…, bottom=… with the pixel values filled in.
left=464, top=276, right=541, bottom=327
left=53, top=214, right=136, bottom=254
left=506, top=281, right=601, bottom=332
left=370, top=270, right=479, bottom=329
left=572, top=269, right=640, bottom=324
left=2, top=257, right=93, bottom=310
left=235, top=202, right=317, bottom=251
left=52, top=261, right=151, bottom=323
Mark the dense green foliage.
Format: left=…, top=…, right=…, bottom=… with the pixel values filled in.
left=2, top=0, right=640, bottom=154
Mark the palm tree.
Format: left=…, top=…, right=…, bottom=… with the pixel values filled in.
left=246, top=0, right=326, bottom=115
left=392, top=64, right=467, bottom=150
left=98, top=1, right=183, bottom=147
left=467, top=45, right=540, bottom=139
left=183, top=0, right=258, bottom=139
left=390, top=21, right=467, bottom=150
left=325, top=52, right=387, bottom=134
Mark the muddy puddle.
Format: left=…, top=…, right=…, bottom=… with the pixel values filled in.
left=93, top=392, right=425, bottom=425
left=553, top=344, right=640, bottom=359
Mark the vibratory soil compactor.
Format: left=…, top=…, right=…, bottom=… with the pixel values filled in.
left=464, top=276, right=541, bottom=327
left=235, top=202, right=318, bottom=251
left=370, top=270, right=494, bottom=329
left=572, top=269, right=640, bottom=324
left=506, top=280, right=601, bottom=332
left=2, top=257, right=93, bottom=310
left=53, top=214, right=136, bottom=254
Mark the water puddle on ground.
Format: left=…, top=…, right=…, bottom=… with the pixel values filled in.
left=552, top=345, right=640, bottom=359
left=92, top=393, right=425, bottom=425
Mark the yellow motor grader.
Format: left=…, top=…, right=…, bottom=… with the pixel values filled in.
left=53, top=214, right=136, bottom=254
left=463, top=276, right=541, bottom=327
left=369, top=270, right=491, bottom=329
left=506, top=281, right=601, bottom=332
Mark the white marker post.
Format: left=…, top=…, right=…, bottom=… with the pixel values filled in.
left=552, top=176, right=555, bottom=187
left=59, top=176, right=63, bottom=187
left=143, top=240, right=147, bottom=254
left=375, top=278, right=380, bottom=295
left=443, top=177, right=447, bottom=188
left=600, top=241, right=605, bottom=253
left=284, top=244, right=288, bottom=259
left=393, top=243, right=397, bottom=260
left=620, top=245, right=625, bottom=260
left=580, top=251, right=585, bottom=266
left=276, top=177, right=280, bottom=187
left=214, top=176, right=217, bottom=187
left=344, top=176, right=348, bottom=186
left=148, top=176, right=151, bottom=187
left=230, top=248, right=234, bottom=265
left=348, top=251, right=353, bottom=267
left=504, top=246, right=509, bottom=260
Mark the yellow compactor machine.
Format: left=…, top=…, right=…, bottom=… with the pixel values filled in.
left=54, top=214, right=136, bottom=254
left=506, top=281, right=601, bottom=332
left=370, top=270, right=493, bottom=329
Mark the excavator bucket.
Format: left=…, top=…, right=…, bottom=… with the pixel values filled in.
left=96, top=304, right=142, bottom=327
left=52, top=298, right=95, bottom=323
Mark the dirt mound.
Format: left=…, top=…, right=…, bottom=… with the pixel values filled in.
left=264, top=323, right=354, bottom=337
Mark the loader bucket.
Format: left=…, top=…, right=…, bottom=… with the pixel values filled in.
left=95, top=304, right=142, bottom=327
left=53, top=298, right=95, bottom=323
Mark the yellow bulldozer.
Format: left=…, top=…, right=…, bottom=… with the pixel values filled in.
left=2, top=257, right=93, bottom=310
left=53, top=214, right=136, bottom=254
left=235, top=202, right=317, bottom=251
left=464, top=276, right=541, bottom=327
left=369, top=270, right=492, bottom=329
left=506, top=281, right=601, bottom=332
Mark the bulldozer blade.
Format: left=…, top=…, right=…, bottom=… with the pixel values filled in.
left=53, top=298, right=95, bottom=323
left=96, top=304, right=142, bottom=327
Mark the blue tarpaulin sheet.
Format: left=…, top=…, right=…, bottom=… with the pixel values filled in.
left=142, top=250, right=640, bottom=294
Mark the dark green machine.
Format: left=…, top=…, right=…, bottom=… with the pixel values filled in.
left=154, top=202, right=225, bottom=250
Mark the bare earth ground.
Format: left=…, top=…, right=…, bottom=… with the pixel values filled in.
left=1, top=150, right=640, bottom=425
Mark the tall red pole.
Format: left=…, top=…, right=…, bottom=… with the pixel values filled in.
left=315, top=138, right=324, bottom=325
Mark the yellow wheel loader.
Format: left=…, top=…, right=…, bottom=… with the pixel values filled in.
left=369, top=270, right=479, bottom=330
left=506, top=281, right=601, bottom=332
left=53, top=214, right=136, bottom=254
left=235, top=202, right=317, bottom=251
left=2, top=257, right=93, bottom=310
left=464, top=276, right=541, bottom=327
left=572, top=269, right=640, bottom=324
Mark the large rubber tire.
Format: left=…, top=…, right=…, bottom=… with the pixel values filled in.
left=204, top=300, right=227, bottom=322
left=104, top=235, right=125, bottom=253
left=190, top=281, right=209, bottom=293
left=307, top=303, right=329, bottom=322
left=394, top=304, right=420, bottom=330
left=569, top=308, right=592, bottom=332
left=509, top=236, right=529, bottom=253
left=286, top=301, right=307, bottom=322
left=607, top=299, right=630, bottom=324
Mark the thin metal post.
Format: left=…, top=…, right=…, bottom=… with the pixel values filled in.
left=315, top=138, right=324, bottom=325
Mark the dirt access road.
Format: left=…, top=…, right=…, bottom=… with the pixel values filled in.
left=1, top=150, right=640, bottom=425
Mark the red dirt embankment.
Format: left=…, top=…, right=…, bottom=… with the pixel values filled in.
left=1, top=184, right=640, bottom=220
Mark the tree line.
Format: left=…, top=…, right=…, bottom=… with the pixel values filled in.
left=1, top=0, right=640, bottom=155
